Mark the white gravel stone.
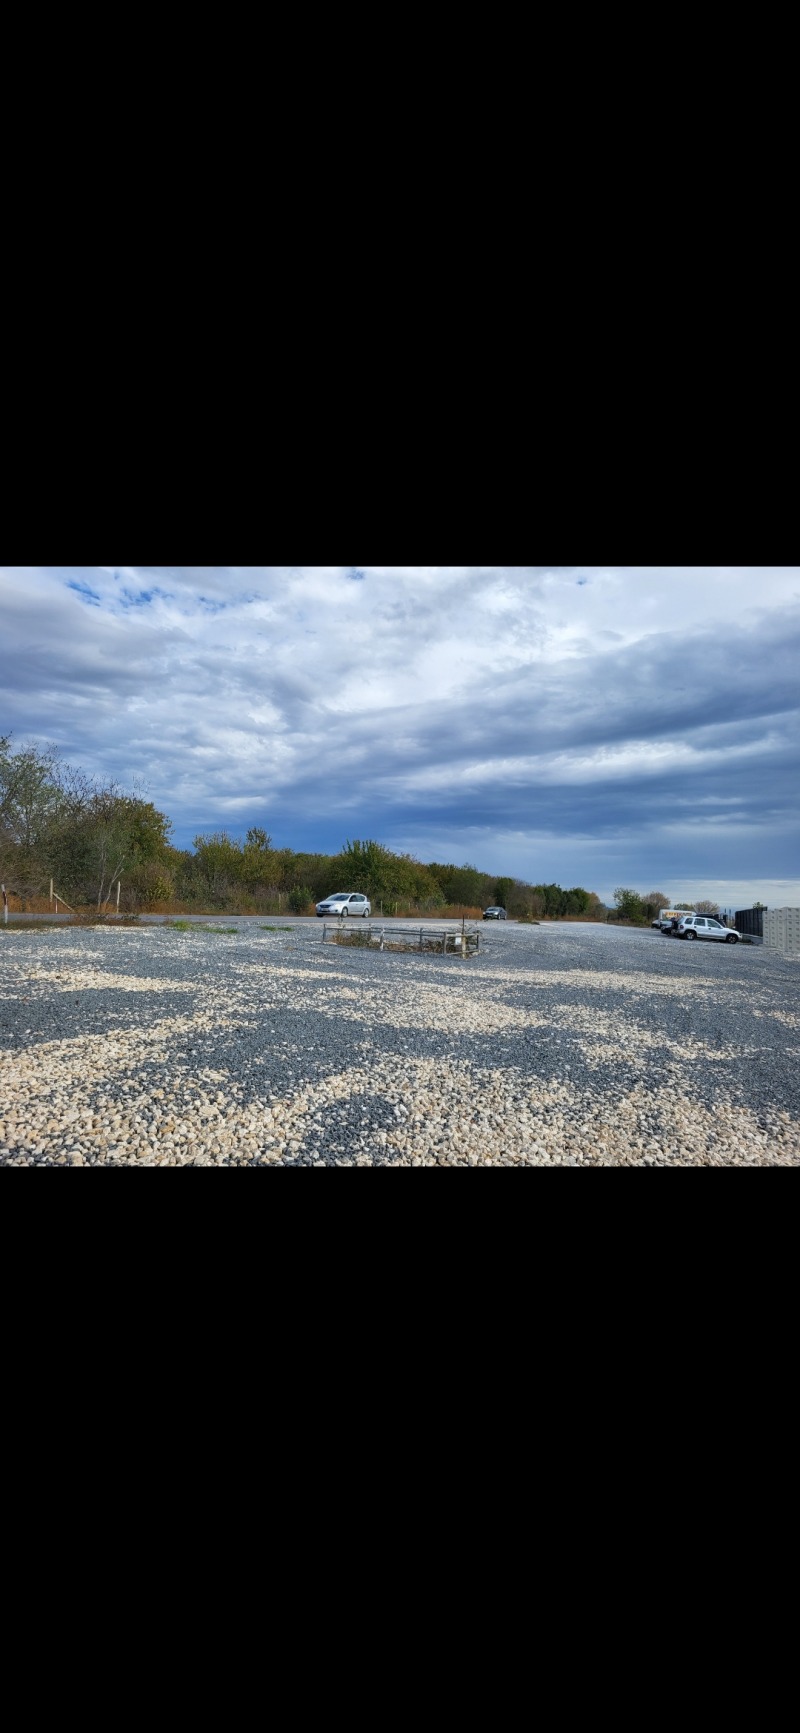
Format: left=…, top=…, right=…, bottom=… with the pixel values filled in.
left=1, top=922, right=798, bottom=1166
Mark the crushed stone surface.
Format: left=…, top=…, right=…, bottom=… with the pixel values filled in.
left=0, top=920, right=798, bottom=1166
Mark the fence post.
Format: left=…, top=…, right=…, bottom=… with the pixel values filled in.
left=2, top=884, right=6, bottom=926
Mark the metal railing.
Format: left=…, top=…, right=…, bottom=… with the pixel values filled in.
left=322, top=919, right=481, bottom=956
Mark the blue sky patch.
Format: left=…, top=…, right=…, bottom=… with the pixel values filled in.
left=67, top=581, right=102, bottom=605
left=118, top=586, right=173, bottom=609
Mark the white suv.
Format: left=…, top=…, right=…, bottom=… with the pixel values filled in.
left=315, top=891, right=371, bottom=918
left=675, top=914, right=739, bottom=943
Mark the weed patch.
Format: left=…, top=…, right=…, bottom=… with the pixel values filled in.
left=167, top=921, right=238, bottom=935
left=1, top=921, right=61, bottom=934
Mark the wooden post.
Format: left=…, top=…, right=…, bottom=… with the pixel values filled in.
left=2, top=885, right=7, bottom=926
left=50, top=878, right=54, bottom=907
left=116, top=879, right=121, bottom=912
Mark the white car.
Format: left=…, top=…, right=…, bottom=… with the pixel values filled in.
left=315, top=891, right=371, bottom=918
left=659, top=908, right=696, bottom=932
left=675, top=914, right=739, bottom=943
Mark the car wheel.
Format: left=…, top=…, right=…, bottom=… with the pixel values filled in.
left=362, top=907, right=369, bottom=917
left=726, top=932, right=738, bottom=943
left=341, top=907, right=348, bottom=917
left=685, top=929, right=697, bottom=939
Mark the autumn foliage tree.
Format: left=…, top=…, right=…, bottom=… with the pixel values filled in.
left=0, top=736, right=175, bottom=909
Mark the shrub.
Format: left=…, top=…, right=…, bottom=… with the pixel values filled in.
left=124, top=861, right=175, bottom=911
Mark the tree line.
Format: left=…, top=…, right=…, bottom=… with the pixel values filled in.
left=1, top=736, right=171, bottom=911
left=611, top=888, right=723, bottom=923
left=5, top=736, right=715, bottom=920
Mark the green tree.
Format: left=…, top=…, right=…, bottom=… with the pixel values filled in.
left=1, top=738, right=175, bottom=910
left=286, top=852, right=336, bottom=902
left=533, top=883, right=568, bottom=917
left=335, top=839, right=391, bottom=897
left=70, top=787, right=173, bottom=909
left=124, top=859, right=175, bottom=910
left=613, top=887, right=647, bottom=924
left=329, top=840, right=427, bottom=905
left=565, top=886, right=591, bottom=915
left=241, top=827, right=274, bottom=891
left=494, top=877, right=514, bottom=910
left=0, top=737, right=66, bottom=906
left=191, top=832, right=245, bottom=904
left=433, top=862, right=489, bottom=908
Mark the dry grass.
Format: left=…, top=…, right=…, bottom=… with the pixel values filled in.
left=1, top=913, right=143, bottom=932
left=2, top=894, right=59, bottom=914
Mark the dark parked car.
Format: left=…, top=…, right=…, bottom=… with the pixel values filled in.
left=483, top=907, right=507, bottom=920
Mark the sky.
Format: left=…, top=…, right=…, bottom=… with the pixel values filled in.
left=2, top=565, right=799, bottom=910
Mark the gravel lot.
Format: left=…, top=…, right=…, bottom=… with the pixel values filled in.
left=1, top=919, right=798, bottom=1166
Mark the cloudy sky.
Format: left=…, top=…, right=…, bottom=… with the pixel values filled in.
left=2, top=565, right=799, bottom=909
